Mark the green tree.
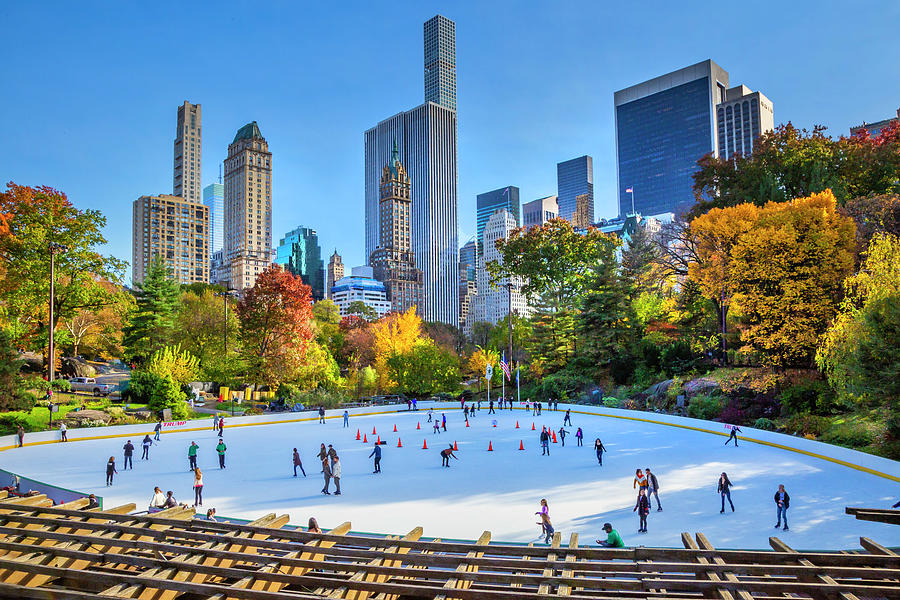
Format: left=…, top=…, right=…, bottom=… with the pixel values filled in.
left=128, top=370, right=190, bottom=419
left=172, top=289, right=237, bottom=375
left=123, top=256, right=180, bottom=362
left=386, top=339, right=460, bottom=399
left=347, top=300, right=377, bottom=322
left=145, top=344, right=199, bottom=385
left=0, top=329, right=29, bottom=411
left=312, top=299, right=344, bottom=357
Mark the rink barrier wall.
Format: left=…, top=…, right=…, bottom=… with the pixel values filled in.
left=0, top=467, right=101, bottom=507
left=1, top=401, right=897, bottom=484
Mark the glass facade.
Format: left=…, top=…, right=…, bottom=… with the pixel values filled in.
left=717, top=97, right=760, bottom=159
left=616, top=77, right=713, bottom=218
left=459, top=239, right=476, bottom=282
left=274, top=226, right=325, bottom=301
left=556, top=156, right=593, bottom=223
left=424, top=15, right=457, bottom=111
left=203, top=183, right=224, bottom=253
left=476, top=186, right=519, bottom=253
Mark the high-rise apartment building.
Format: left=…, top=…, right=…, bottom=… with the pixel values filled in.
left=557, top=156, right=593, bottom=224
left=174, top=101, right=201, bottom=203
left=369, top=146, right=424, bottom=314
left=851, top=107, right=900, bottom=137
left=476, top=186, right=519, bottom=253
left=326, top=250, right=344, bottom=300
left=615, top=60, right=729, bottom=218
left=274, top=226, right=325, bottom=301
left=458, top=238, right=477, bottom=331
left=716, top=85, right=774, bottom=160
left=364, top=15, right=458, bottom=325
left=331, top=266, right=392, bottom=319
left=522, top=195, right=559, bottom=228
left=472, top=209, right=530, bottom=326
left=424, top=15, right=457, bottom=111
left=224, top=121, right=272, bottom=290
left=203, top=183, right=224, bottom=253
left=132, top=194, right=209, bottom=285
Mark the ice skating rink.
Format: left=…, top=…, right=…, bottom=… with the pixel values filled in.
left=3, top=403, right=898, bottom=550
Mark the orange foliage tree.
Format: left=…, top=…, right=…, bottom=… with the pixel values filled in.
left=371, top=306, right=423, bottom=390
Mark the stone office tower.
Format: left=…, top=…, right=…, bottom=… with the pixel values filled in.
left=326, top=250, right=344, bottom=300
left=223, top=121, right=272, bottom=290
left=174, top=101, right=201, bottom=203
left=369, top=144, right=424, bottom=314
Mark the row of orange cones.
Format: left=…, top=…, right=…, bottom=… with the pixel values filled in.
left=355, top=420, right=538, bottom=437
left=353, top=434, right=527, bottom=452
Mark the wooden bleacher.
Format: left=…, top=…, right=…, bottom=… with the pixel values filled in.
left=0, top=495, right=897, bottom=599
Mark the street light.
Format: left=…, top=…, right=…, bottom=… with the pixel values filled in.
left=217, top=289, right=239, bottom=416
left=48, top=242, right=68, bottom=384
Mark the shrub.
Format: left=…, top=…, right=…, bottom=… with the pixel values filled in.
left=687, top=394, right=724, bottom=421
left=754, top=417, right=775, bottom=430
left=719, top=399, right=745, bottom=425
left=603, top=397, right=620, bottom=408
left=51, top=378, right=71, bottom=392
left=820, top=423, right=874, bottom=448
left=128, top=371, right=189, bottom=419
left=779, top=380, right=835, bottom=415
left=780, top=414, right=831, bottom=437
left=660, top=341, right=695, bottom=376
left=0, top=413, right=30, bottom=435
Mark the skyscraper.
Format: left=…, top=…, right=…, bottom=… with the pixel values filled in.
left=522, top=195, right=559, bottom=228
left=458, top=238, right=476, bottom=331
left=424, top=15, right=457, bottom=111
left=364, top=15, right=458, bottom=325
left=573, top=194, right=592, bottom=229
left=615, top=60, right=729, bottom=217
left=132, top=194, right=208, bottom=285
left=556, top=156, right=593, bottom=223
left=174, top=101, right=201, bottom=203
left=224, top=121, right=272, bottom=290
left=476, top=186, right=519, bottom=253
left=472, top=209, right=530, bottom=326
left=370, top=145, right=424, bottom=315
left=203, top=183, right=224, bottom=254
left=274, top=226, right=325, bottom=301
left=716, top=85, right=774, bottom=160
left=326, top=250, right=344, bottom=300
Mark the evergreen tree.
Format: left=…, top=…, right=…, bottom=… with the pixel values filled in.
left=123, top=256, right=180, bottom=363
left=620, top=224, right=659, bottom=294
left=0, top=329, right=29, bottom=411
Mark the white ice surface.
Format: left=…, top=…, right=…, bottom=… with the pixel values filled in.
left=2, top=403, right=898, bottom=550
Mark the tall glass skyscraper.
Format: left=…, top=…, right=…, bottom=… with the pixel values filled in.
left=424, top=15, right=457, bottom=111
left=274, top=226, right=325, bottom=301
left=556, top=156, right=593, bottom=224
left=365, top=15, right=458, bottom=325
left=476, top=186, right=519, bottom=253
left=203, top=183, right=224, bottom=253
left=615, top=60, right=729, bottom=218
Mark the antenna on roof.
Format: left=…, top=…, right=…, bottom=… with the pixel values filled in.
left=218, top=164, right=222, bottom=184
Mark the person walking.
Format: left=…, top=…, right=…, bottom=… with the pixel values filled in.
left=725, top=425, right=741, bottom=447
left=536, top=499, right=554, bottom=544
left=215, top=438, right=227, bottom=469
left=633, top=469, right=648, bottom=500
left=575, top=427, right=583, bottom=447
left=634, top=489, right=650, bottom=533
left=368, top=442, right=382, bottom=473
left=154, top=420, right=162, bottom=441
left=596, top=523, right=625, bottom=548
left=141, top=435, right=152, bottom=460
left=440, top=445, right=458, bottom=467
left=16, top=424, right=24, bottom=447
left=321, top=459, right=332, bottom=495
left=193, top=468, right=204, bottom=507
left=59, top=422, right=68, bottom=442
left=318, top=407, right=326, bottom=424
left=563, top=409, right=572, bottom=426
left=122, top=440, right=134, bottom=470
left=774, top=484, right=790, bottom=530
left=332, top=456, right=342, bottom=495
left=645, top=468, right=662, bottom=511
left=594, top=439, right=607, bottom=465
left=558, top=427, right=568, bottom=447
left=540, top=427, right=550, bottom=456
left=441, top=413, right=447, bottom=432
left=105, top=456, right=117, bottom=486
left=292, top=448, right=306, bottom=477
left=342, top=410, right=349, bottom=427
left=217, top=416, right=224, bottom=437
left=188, top=441, right=199, bottom=470
left=718, top=472, right=735, bottom=513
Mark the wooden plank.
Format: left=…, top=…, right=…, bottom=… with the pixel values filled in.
left=373, top=536, right=440, bottom=600
left=860, top=537, right=898, bottom=556
left=556, top=533, right=578, bottom=596
left=537, top=531, right=562, bottom=595
left=435, top=530, right=491, bottom=600
left=327, top=527, right=423, bottom=600
left=696, top=532, right=752, bottom=600
left=682, top=531, right=732, bottom=600
left=770, top=536, right=858, bottom=600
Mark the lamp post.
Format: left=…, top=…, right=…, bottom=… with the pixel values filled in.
left=47, top=242, right=68, bottom=383
left=218, top=289, right=238, bottom=416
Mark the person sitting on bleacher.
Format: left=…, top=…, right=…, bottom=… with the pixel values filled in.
left=162, top=490, right=178, bottom=509
left=148, top=487, right=166, bottom=512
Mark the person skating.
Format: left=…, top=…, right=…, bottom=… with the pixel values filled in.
left=122, top=440, right=135, bottom=470
left=440, top=445, right=458, bottom=467
left=536, top=499, right=554, bottom=544
left=15, top=424, right=24, bottom=447
left=141, top=435, right=152, bottom=460
left=537, top=402, right=542, bottom=415
left=211, top=413, right=217, bottom=430
left=596, top=523, right=625, bottom=547
left=317, top=443, right=328, bottom=472
left=464, top=405, right=469, bottom=419
left=427, top=408, right=433, bottom=422
left=646, top=467, right=662, bottom=511
left=558, top=427, right=568, bottom=447
left=327, top=444, right=338, bottom=469
left=441, top=413, right=447, bottom=431
left=774, top=484, right=790, bottom=530
left=532, top=402, right=537, bottom=416
left=105, top=456, right=117, bottom=486
left=575, top=427, right=583, bottom=447
left=332, top=456, right=342, bottom=495
left=594, top=439, right=607, bottom=464
left=563, top=409, right=572, bottom=426
left=488, top=399, right=495, bottom=414
left=321, top=460, right=332, bottom=494
left=634, top=488, right=650, bottom=533
left=718, top=472, right=734, bottom=513
left=217, top=416, right=224, bottom=437
left=433, top=421, right=441, bottom=434
left=215, top=438, right=227, bottom=469
left=188, top=441, right=199, bottom=470
left=725, top=425, right=741, bottom=447
left=368, top=442, right=382, bottom=473
left=193, top=468, right=204, bottom=506
left=293, top=448, right=307, bottom=477
left=149, top=486, right=166, bottom=511
left=319, top=407, right=326, bottom=424
left=540, top=427, right=550, bottom=456
left=342, top=410, right=349, bottom=427
left=154, top=420, right=162, bottom=441
left=60, top=422, right=67, bottom=442
left=633, top=469, right=648, bottom=500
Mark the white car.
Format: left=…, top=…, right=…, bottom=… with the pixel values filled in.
left=68, top=377, right=113, bottom=397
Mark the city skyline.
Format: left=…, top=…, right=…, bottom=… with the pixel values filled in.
left=3, top=2, right=899, bottom=281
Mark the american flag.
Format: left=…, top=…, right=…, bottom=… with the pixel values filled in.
left=625, top=187, right=633, bottom=193
left=499, top=353, right=511, bottom=381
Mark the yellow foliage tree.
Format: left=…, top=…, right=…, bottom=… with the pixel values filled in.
left=371, top=306, right=423, bottom=390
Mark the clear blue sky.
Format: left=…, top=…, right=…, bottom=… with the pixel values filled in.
left=3, top=1, right=899, bottom=280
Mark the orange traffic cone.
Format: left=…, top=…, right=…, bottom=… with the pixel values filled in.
left=466, top=420, right=470, bottom=427
left=453, top=440, right=458, bottom=451
left=393, top=424, right=398, bottom=432
left=422, top=439, right=428, bottom=450
left=552, top=431, right=557, bottom=443
left=377, top=435, right=381, bottom=444
left=363, top=434, right=368, bottom=443
left=531, top=423, right=536, bottom=431
left=372, top=426, right=377, bottom=435
left=515, top=421, right=519, bottom=429
left=417, top=422, right=421, bottom=430
left=397, top=438, right=402, bottom=448
left=493, top=421, right=497, bottom=427
left=519, top=440, right=525, bottom=450
left=356, top=429, right=361, bottom=440
left=487, top=441, right=493, bottom=451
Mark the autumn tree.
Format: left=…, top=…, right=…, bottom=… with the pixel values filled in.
left=171, top=288, right=240, bottom=381
left=123, top=256, right=180, bottom=362
left=63, top=282, right=133, bottom=358
left=730, top=191, right=856, bottom=368
left=311, top=299, right=344, bottom=358
left=841, top=193, right=900, bottom=250
left=387, top=339, right=460, bottom=399
left=371, top=306, right=423, bottom=389
left=237, top=265, right=314, bottom=387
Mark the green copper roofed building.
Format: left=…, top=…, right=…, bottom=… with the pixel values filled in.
left=275, top=226, right=325, bottom=301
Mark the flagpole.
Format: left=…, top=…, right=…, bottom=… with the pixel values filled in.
left=630, top=188, right=635, bottom=215
left=501, top=351, right=505, bottom=403
left=516, top=363, right=520, bottom=407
